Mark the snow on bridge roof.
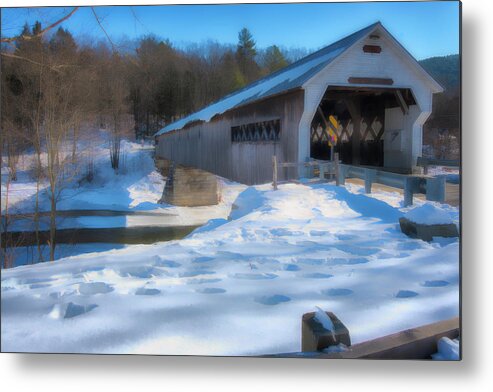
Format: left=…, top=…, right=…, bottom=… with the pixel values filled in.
left=155, top=22, right=381, bottom=136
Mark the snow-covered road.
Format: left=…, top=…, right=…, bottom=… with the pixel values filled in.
left=1, top=182, right=459, bottom=356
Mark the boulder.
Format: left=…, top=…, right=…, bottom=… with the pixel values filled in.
left=399, top=217, right=459, bottom=242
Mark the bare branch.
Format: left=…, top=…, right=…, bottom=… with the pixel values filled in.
left=130, top=6, right=150, bottom=34
left=91, top=7, right=117, bottom=53
left=1, top=51, right=57, bottom=72
left=1, top=7, right=79, bottom=43
left=0, top=51, right=77, bottom=72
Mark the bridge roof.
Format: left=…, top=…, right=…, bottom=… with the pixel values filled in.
left=155, top=21, right=442, bottom=136
left=156, top=22, right=380, bottom=136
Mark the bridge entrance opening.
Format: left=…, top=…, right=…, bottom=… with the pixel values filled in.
left=310, top=86, right=416, bottom=168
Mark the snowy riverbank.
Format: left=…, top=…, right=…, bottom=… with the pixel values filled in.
left=1, top=136, right=246, bottom=232
left=1, top=181, right=459, bottom=356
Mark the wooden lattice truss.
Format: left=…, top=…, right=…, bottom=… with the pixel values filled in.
left=231, top=119, right=281, bottom=142
left=311, top=103, right=384, bottom=145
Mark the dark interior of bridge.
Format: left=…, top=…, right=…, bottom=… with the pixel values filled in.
left=310, top=86, right=416, bottom=166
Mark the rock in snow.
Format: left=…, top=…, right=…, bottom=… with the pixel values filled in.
left=49, top=302, right=98, bottom=319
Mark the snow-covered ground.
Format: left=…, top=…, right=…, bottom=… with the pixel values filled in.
left=1, top=181, right=459, bottom=356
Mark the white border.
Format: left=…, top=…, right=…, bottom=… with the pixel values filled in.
left=2, top=1, right=491, bottom=391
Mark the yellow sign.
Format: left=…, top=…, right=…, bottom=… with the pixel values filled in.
left=327, top=115, right=339, bottom=147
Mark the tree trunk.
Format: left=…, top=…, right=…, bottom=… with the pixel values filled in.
left=1, top=178, right=11, bottom=268
left=49, top=194, right=56, bottom=262
left=72, top=121, right=80, bottom=163
left=34, top=171, right=43, bottom=262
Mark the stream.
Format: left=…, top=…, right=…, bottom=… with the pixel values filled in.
left=1, top=209, right=200, bottom=267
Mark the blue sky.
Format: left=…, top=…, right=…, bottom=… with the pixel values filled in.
left=2, top=1, right=460, bottom=60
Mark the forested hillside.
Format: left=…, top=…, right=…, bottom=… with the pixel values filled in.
left=1, top=22, right=304, bottom=144
left=419, top=54, right=460, bottom=159
left=420, top=54, right=460, bottom=95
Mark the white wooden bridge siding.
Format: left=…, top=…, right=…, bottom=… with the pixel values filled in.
left=300, top=25, right=441, bottom=173
left=156, top=90, right=304, bottom=185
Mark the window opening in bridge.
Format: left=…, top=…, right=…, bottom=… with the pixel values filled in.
left=231, top=119, right=281, bottom=143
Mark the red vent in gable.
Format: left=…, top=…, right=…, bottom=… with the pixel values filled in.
left=363, top=45, right=382, bottom=54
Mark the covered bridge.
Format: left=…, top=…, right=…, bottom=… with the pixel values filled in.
left=155, top=22, right=443, bottom=185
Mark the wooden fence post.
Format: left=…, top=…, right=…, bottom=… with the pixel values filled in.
left=404, top=177, right=414, bottom=207
left=426, top=175, right=446, bottom=202
left=338, top=165, right=346, bottom=186
left=364, top=169, right=374, bottom=194
left=302, top=311, right=351, bottom=352
left=305, top=157, right=314, bottom=178
left=334, top=153, right=340, bottom=186
left=272, top=155, right=278, bottom=191
left=423, top=158, right=429, bottom=175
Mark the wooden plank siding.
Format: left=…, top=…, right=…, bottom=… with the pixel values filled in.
left=156, top=89, right=305, bottom=185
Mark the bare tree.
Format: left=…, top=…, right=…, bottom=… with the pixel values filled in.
left=97, top=53, right=131, bottom=171
left=42, top=68, right=84, bottom=260
left=0, top=162, right=28, bottom=269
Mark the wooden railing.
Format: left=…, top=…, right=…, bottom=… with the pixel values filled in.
left=264, top=313, right=459, bottom=359
left=272, top=154, right=340, bottom=191
left=417, top=157, right=460, bottom=175
left=338, top=164, right=446, bottom=206
left=272, top=154, right=446, bottom=206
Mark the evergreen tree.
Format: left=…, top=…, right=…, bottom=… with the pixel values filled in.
left=221, top=50, right=245, bottom=93
left=32, top=21, right=42, bottom=35
left=49, top=27, right=77, bottom=57
left=20, top=22, right=31, bottom=37
left=261, top=45, right=289, bottom=75
left=236, top=27, right=256, bottom=60
left=235, top=27, right=260, bottom=85
left=15, top=20, right=44, bottom=54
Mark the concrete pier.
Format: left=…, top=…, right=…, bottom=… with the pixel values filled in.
left=158, top=159, right=220, bottom=207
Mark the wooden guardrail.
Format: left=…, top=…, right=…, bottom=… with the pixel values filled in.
left=264, top=313, right=460, bottom=360
left=272, top=153, right=340, bottom=191
left=338, top=164, right=446, bottom=206
left=324, top=317, right=460, bottom=359
left=272, top=155, right=446, bottom=206
left=417, top=157, right=460, bottom=175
